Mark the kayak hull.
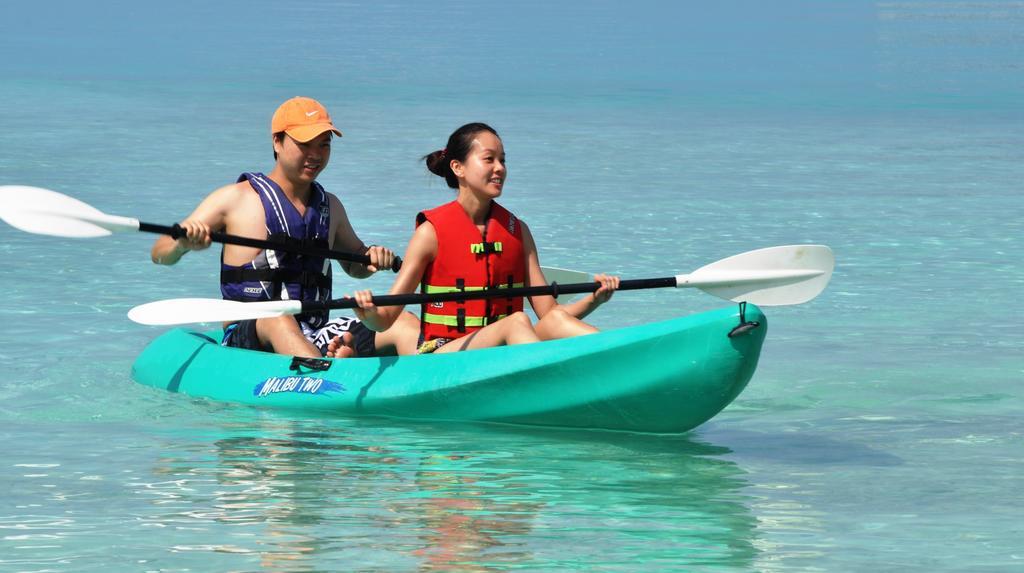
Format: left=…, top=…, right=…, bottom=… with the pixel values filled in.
left=131, top=305, right=766, bottom=433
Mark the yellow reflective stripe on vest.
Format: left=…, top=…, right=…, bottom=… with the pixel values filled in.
left=422, top=312, right=508, bottom=327
left=423, top=284, right=486, bottom=294
left=422, top=282, right=524, bottom=294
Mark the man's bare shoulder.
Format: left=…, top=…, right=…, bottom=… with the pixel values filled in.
left=323, top=190, right=344, bottom=210
left=325, top=191, right=351, bottom=225
left=206, top=180, right=261, bottom=212
left=206, top=180, right=263, bottom=234
left=210, top=179, right=257, bottom=201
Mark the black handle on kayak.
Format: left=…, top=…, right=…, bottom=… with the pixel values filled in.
left=300, top=277, right=679, bottom=312
left=139, top=221, right=403, bottom=272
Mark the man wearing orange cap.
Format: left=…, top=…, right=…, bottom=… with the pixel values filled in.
left=150, top=97, right=418, bottom=358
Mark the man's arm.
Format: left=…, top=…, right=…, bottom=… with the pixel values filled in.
left=151, top=184, right=239, bottom=265
left=328, top=194, right=394, bottom=278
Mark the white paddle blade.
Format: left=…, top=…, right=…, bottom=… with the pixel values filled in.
left=540, top=266, right=592, bottom=285
left=0, top=185, right=140, bottom=237
left=679, top=244, right=834, bottom=306
left=128, top=298, right=304, bottom=326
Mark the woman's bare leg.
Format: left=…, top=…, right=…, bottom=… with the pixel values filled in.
left=373, top=311, right=421, bottom=356
left=435, top=311, right=540, bottom=353
left=534, top=308, right=598, bottom=341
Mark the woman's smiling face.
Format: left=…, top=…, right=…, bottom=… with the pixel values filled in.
left=452, top=132, right=506, bottom=198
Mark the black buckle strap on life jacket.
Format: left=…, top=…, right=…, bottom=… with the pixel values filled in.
left=454, top=278, right=467, bottom=332
left=221, top=268, right=331, bottom=289
left=506, top=274, right=514, bottom=315
left=470, top=241, right=503, bottom=255
left=728, top=301, right=762, bottom=338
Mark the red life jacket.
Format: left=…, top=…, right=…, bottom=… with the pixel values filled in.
left=417, top=200, right=526, bottom=342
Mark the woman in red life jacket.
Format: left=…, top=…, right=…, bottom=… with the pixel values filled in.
left=353, top=122, right=619, bottom=354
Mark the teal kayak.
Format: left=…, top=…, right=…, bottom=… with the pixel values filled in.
left=131, top=304, right=766, bottom=433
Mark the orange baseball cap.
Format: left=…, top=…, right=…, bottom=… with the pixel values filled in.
left=271, top=97, right=343, bottom=142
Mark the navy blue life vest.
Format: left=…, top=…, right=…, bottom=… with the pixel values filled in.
left=220, top=172, right=332, bottom=328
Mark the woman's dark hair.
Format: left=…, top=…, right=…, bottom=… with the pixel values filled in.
left=424, top=123, right=500, bottom=189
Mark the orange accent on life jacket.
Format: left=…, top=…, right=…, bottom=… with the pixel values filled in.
left=417, top=200, right=526, bottom=343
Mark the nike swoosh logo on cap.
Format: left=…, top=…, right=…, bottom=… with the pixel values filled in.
left=305, top=111, right=319, bottom=117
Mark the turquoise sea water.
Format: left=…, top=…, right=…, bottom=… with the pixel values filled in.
left=2, top=1, right=1022, bottom=570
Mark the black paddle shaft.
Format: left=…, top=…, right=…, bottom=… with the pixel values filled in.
left=299, top=277, right=680, bottom=312
left=138, top=221, right=402, bottom=272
